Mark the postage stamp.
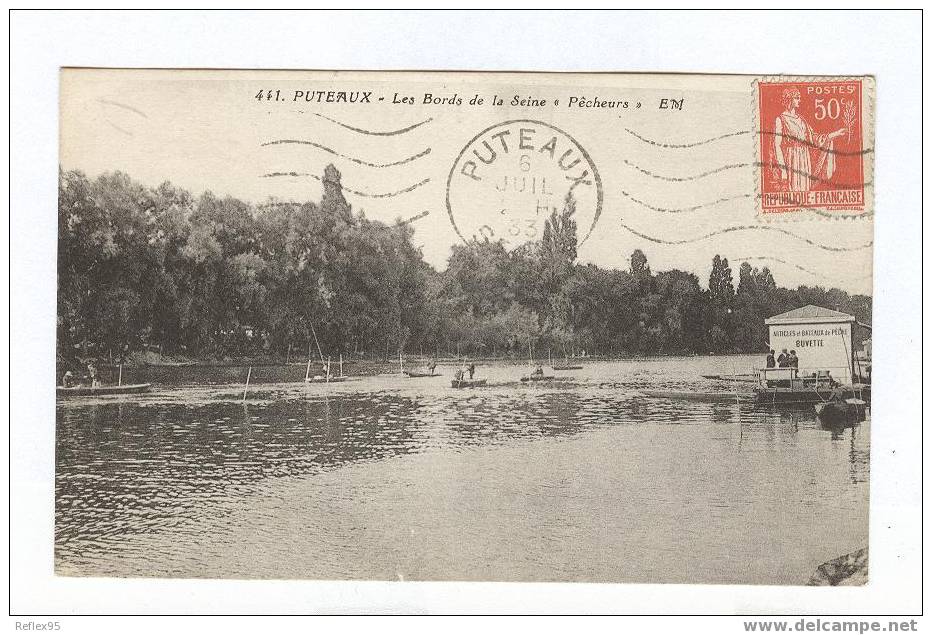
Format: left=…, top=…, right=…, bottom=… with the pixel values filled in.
left=757, top=79, right=867, bottom=214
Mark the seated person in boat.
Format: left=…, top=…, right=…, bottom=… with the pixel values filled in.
left=532, top=365, right=544, bottom=378
left=454, top=369, right=464, bottom=381
left=62, top=370, right=75, bottom=388
left=87, top=363, right=100, bottom=388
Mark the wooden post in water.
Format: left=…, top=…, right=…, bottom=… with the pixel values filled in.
left=305, top=358, right=312, bottom=382
left=732, top=365, right=740, bottom=407
left=242, top=366, right=252, bottom=402
left=118, top=364, right=123, bottom=387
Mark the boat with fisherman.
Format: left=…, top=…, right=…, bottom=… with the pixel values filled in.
left=520, top=337, right=556, bottom=382
left=57, top=362, right=152, bottom=397
left=305, top=355, right=349, bottom=383
left=402, top=354, right=441, bottom=377
left=57, top=383, right=152, bottom=397
left=550, top=346, right=583, bottom=371
left=304, top=325, right=350, bottom=383
left=451, top=358, right=485, bottom=388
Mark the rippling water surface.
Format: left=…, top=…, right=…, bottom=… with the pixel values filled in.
left=55, top=355, right=868, bottom=583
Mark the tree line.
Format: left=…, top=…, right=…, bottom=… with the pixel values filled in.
left=57, top=165, right=872, bottom=364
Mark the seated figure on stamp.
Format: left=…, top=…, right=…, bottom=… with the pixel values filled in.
left=773, top=87, right=848, bottom=192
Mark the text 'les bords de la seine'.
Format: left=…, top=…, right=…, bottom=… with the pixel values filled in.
left=253, top=89, right=686, bottom=110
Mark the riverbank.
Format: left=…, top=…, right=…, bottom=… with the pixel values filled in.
left=65, top=348, right=762, bottom=370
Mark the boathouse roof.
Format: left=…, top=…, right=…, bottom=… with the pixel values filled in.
left=765, top=304, right=855, bottom=325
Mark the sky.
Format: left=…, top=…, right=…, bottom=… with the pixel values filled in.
left=60, top=69, right=874, bottom=295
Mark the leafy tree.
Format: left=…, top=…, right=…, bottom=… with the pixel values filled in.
left=56, top=165, right=872, bottom=368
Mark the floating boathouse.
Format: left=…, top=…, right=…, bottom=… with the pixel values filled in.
left=755, top=305, right=870, bottom=405
left=765, top=305, right=857, bottom=384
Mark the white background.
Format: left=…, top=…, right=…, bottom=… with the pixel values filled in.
left=7, top=9, right=924, bottom=623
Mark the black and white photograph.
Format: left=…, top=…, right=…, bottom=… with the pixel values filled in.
left=53, top=69, right=874, bottom=584
left=8, top=9, right=923, bottom=621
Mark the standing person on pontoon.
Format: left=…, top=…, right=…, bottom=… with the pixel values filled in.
left=777, top=349, right=789, bottom=367
left=766, top=350, right=776, bottom=368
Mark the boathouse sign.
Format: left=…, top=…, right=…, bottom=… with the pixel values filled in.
left=765, top=305, right=856, bottom=384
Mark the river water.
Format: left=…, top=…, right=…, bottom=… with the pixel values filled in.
left=55, top=354, right=869, bottom=584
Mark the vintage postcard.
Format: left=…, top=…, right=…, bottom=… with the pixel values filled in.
left=56, top=69, right=873, bottom=584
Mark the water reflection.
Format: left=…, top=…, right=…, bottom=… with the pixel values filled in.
left=55, top=355, right=869, bottom=583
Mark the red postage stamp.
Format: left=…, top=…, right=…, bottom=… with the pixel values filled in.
left=758, top=79, right=864, bottom=214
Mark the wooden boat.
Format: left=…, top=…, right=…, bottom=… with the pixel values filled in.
left=451, top=378, right=487, bottom=388
left=304, top=352, right=349, bottom=383
left=641, top=389, right=751, bottom=402
left=520, top=373, right=556, bottom=382
left=814, top=398, right=867, bottom=424
left=404, top=369, right=441, bottom=377
left=306, top=375, right=348, bottom=383
left=701, top=374, right=757, bottom=382
left=549, top=349, right=582, bottom=371
left=57, top=383, right=151, bottom=397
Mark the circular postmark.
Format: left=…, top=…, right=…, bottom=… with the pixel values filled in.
left=446, top=120, right=603, bottom=249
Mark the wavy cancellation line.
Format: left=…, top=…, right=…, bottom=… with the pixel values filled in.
left=624, top=127, right=874, bottom=157
left=622, top=159, right=869, bottom=189
left=311, top=113, right=433, bottom=136
left=732, top=256, right=872, bottom=281
left=619, top=220, right=873, bottom=253
left=620, top=190, right=753, bottom=214
left=261, top=172, right=431, bottom=198
left=262, top=140, right=431, bottom=168
left=623, top=127, right=751, bottom=148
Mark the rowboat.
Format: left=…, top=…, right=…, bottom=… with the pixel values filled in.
left=701, top=374, right=757, bottom=383
left=305, top=375, right=348, bottom=383
left=520, top=374, right=555, bottom=382
left=451, top=378, right=487, bottom=388
left=304, top=350, right=349, bottom=383
left=814, top=398, right=866, bottom=425
left=404, top=369, right=441, bottom=377
left=641, top=389, right=750, bottom=402
left=56, top=383, right=151, bottom=397
left=550, top=349, right=582, bottom=371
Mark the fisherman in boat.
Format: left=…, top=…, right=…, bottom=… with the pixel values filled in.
left=467, top=363, right=476, bottom=379
left=766, top=350, right=776, bottom=369
left=428, top=359, right=437, bottom=375
left=62, top=370, right=75, bottom=388
left=777, top=349, right=789, bottom=367
left=455, top=369, right=464, bottom=381
left=87, top=362, right=99, bottom=388
left=532, top=365, right=544, bottom=378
